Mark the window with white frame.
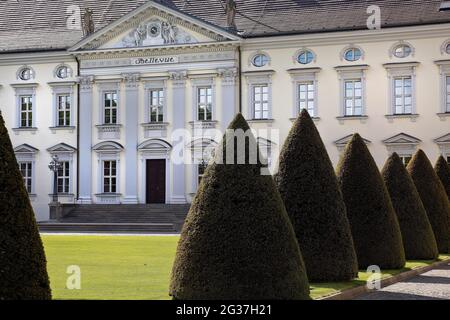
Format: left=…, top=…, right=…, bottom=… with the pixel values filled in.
left=384, top=63, right=418, bottom=116
left=446, top=76, right=450, bottom=113
left=103, top=92, right=118, bottom=124
left=298, top=82, right=315, bottom=117
left=149, top=89, right=164, bottom=122
left=103, top=160, right=117, bottom=193
left=252, top=84, right=269, bottom=119
left=344, top=79, right=363, bottom=116
left=197, top=86, right=213, bottom=121
left=399, top=155, right=412, bottom=166
left=20, top=96, right=33, bottom=127
left=393, top=76, right=413, bottom=114
left=19, top=162, right=33, bottom=193
left=57, top=94, right=71, bottom=126
left=56, top=161, right=70, bottom=194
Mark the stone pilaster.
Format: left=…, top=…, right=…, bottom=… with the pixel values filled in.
left=218, top=68, right=238, bottom=131
left=78, top=75, right=95, bottom=204
left=122, top=73, right=140, bottom=204
left=169, top=70, right=188, bottom=204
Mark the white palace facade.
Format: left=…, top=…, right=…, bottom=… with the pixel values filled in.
left=1, top=0, right=450, bottom=221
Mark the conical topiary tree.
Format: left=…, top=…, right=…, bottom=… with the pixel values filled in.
left=435, top=156, right=450, bottom=201
left=274, top=109, right=358, bottom=282
left=381, top=153, right=438, bottom=260
left=336, top=134, right=405, bottom=269
left=0, top=114, right=52, bottom=300
left=170, top=114, right=310, bottom=300
left=407, top=150, right=450, bottom=253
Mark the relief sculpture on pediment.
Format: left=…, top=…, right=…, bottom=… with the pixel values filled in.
left=119, top=18, right=197, bottom=48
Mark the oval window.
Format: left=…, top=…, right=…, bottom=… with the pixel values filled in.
left=252, top=54, right=269, bottom=67
left=393, top=45, right=412, bottom=58
left=56, top=66, right=69, bottom=79
left=19, top=68, right=32, bottom=80
left=344, top=48, right=362, bottom=62
left=298, top=50, right=314, bottom=64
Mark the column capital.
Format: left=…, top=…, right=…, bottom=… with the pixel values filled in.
left=218, top=67, right=238, bottom=86
left=169, top=70, right=188, bottom=88
left=122, top=73, right=141, bottom=89
left=78, top=75, right=95, bottom=91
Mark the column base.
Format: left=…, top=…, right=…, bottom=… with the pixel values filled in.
left=170, top=195, right=187, bottom=204
left=122, top=196, right=139, bottom=204
left=77, top=197, right=93, bottom=204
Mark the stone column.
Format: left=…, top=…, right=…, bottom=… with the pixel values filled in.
left=169, top=70, right=188, bottom=204
left=78, top=75, right=94, bottom=204
left=122, top=73, right=140, bottom=204
left=218, top=68, right=238, bottom=131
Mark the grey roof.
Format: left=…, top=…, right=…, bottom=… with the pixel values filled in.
left=1, top=0, right=450, bottom=53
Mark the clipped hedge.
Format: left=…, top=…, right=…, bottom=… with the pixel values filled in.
left=336, top=134, right=405, bottom=269
left=275, top=109, right=358, bottom=282
left=435, top=156, right=450, bottom=201
left=381, top=153, right=438, bottom=260
left=408, top=150, right=450, bottom=253
left=0, top=114, right=52, bottom=300
left=170, top=113, right=310, bottom=300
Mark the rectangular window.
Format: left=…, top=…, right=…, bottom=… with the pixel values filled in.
left=19, top=162, right=32, bottom=193
left=446, top=76, right=450, bottom=113
left=394, top=77, right=412, bottom=114
left=198, top=162, right=207, bottom=186
left=197, top=87, right=212, bottom=121
left=20, top=96, right=33, bottom=128
left=399, top=155, right=412, bottom=167
left=57, top=95, right=71, bottom=126
left=57, top=161, right=70, bottom=194
left=149, top=89, right=164, bottom=122
left=104, top=92, right=118, bottom=124
left=103, top=160, right=117, bottom=193
left=253, top=85, right=269, bottom=119
left=344, top=79, right=362, bottom=116
left=298, top=82, right=315, bottom=117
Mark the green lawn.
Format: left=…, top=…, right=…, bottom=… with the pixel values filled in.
left=42, top=235, right=449, bottom=300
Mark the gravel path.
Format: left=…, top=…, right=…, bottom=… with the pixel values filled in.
left=357, top=262, right=450, bottom=300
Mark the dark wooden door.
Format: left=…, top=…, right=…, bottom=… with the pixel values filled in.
left=146, top=159, right=166, bottom=204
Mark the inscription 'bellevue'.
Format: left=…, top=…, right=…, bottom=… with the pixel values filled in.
left=131, top=56, right=179, bottom=65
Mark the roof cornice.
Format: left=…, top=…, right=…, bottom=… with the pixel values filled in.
left=241, top=23, right=450, bottom=50
left=0, top=51, right=75, bottom=66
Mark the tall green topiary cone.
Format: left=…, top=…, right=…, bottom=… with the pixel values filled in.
left=0, top=114, right=51, bottom=300
left=435, top=156, right=450, bottom=201
left=381, top=153, right=438, bottom=260
left=408, top=150, right=450, bottom=253
left=337, top=134, right=405, bottom=269
left=274, top=109, right=358, bottom=282
left=170, top=113, right=310, bottom=300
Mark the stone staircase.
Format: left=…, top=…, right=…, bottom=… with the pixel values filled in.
left=38, top=204, right=190, bottom=234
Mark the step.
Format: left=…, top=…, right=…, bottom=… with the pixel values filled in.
left=38, top=222, right=176, bottom=234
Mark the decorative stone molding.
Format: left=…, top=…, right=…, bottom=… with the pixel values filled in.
left=122, top=73, right=140, bottom=89
left=385, top=114, right=419, bottom=123
left=435, top=133, right=450, bottom=156
left=437, top=113, right=450, bottom=121
left=189, top=120, right=218, bottom=130
left=218, top=67, right=238, bottom=86
left=138, top=139, right=172, bottom=156
left=383, top=133, right=421, bottom=155
left=96, top=124, right=122, bottom=140
left=78, top=75, right=95, bottom=91
left=141, top=122, right=169, bottom=138
left=169, top=70, right=188, bottom=88
left=336, top=115, right=369, bottom=125
left=335, top=134, right=371, bottom=152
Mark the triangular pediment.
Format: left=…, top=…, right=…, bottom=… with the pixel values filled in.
left=383, top=133, right=421, bottom=145
left=14, top=144, right=39, bottom=154
left=47, top=143, right=77, bottom=153
left=334, top=134, right=371, bottom=146
left=70, top=1, right=239, bottom=51
left=435, top=133, right=450, bottom=144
